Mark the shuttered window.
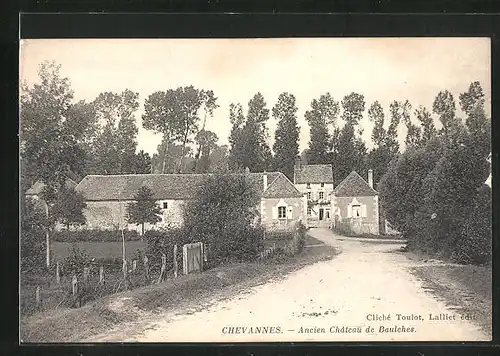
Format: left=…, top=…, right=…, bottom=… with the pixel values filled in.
left=278, top=206, right=286, bottom=219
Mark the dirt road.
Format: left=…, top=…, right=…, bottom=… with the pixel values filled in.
left=91, top=228, right=490, bottom=342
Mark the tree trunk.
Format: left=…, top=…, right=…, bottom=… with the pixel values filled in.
left=193, top=111, right=208, bottom=173
left=141, top=222, right=144, bottom=239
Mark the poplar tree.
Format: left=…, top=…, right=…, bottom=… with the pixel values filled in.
left=272, top=92, right=300, bottom=180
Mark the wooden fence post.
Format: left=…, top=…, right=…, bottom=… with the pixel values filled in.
left=173, top=244, right=178, bottom=278
left=56, top=261, right=60, bottom=284
left=83, top=267, right=90, bottom=283
left=143, top=255, right=149, bottom=279
left=72, top=275, right=78, bottom=296
left=99, top=266, right=104, bottom=284
left=35, top=286, right=41, bottom=308
left=157, top=253, right=166, bottom=284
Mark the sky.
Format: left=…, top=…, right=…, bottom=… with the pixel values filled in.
left=20, top=38, right=491, bottom=156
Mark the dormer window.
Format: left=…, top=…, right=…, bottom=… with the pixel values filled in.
left=320, top=183, right=324, bottom=187
left=306, top=183, right=311, bottom=189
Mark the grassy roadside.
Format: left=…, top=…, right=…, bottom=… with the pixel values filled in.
left=21, top=238, right=337, bottom=343
left=403, top=252, right=492, bottom=335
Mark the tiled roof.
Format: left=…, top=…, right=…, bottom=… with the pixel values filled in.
left=294, top=164, right=333, bottom=184
left=75, top=172, right=302, bottom=201
left=263, top=173, right=303, bottom=199
left=334, top=171, right=378, bottom=197
left=25, top=177, right=78, bottom=196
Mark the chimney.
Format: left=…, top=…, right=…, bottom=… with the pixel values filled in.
left=263, top=173, right=268, bottom=191
left=368, top=169, right=373, bottom=189
left=294, top=157, right=301, bottom=171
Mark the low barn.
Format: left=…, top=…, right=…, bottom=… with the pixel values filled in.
left=75, top=171, right=306, bottom=233
left=332, top=169, right=380, bottom=235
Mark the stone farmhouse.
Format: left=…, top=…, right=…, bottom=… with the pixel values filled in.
left=73, top=170, right=307, bottom=233
left=331, top=169, right=380, bottom=235
left=293, top=159, right=334, bottom=228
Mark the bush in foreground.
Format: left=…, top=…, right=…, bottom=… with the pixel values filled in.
left=183, top=174, right=264, bottom=268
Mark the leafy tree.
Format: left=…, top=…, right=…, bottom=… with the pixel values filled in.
left=378, top=138, right=443, bottom=244
left=272, top=92, right=300, bottom=180
left=143, top=90, right=183, bottom=173
left=304, top=93, right=339, bottom=165
left=398, top=100, right=421, bottom=148
left=173, top=86, right=207, bottom=172
left=20, top=61, right=85, bottom=192
left=415, top=106, right=436, bottom=145
left=366, top=101, right=394, bottom=186
left=341, top=92, right=366, bottom=130
left=228, top=103, right=247, bottom=171
left=229, top=94, right=272, bottom=172
left=193, top=90, right=219, bottom=172
left=368, top=101, right=386, bottom=147
left=460, top=81, right=490, bottom=157
left=151, top=141, right=193, bottom=174
left=454, top=185, right=492, bottom=264
left=194, top=130, right=218, bottom=173
left=127, top=186, right=162, bottom=236
left=433, top=90, right=463, bottom=147
left=134, top=150, right=152, bottom=174
left=89, top=90, right=140, bottom=174
left=331, top=123, right=367, bottom=186
left=386, top=101, right=403, bottom=155
left=143, top=87, right=215, bottom=173
left=209, top=144, right=230, bottom=173
left=183, top=174, right=263, bottom=267
left=20, top=195, right=47, bottom=274
left=51, top=187, right=87, bottom=230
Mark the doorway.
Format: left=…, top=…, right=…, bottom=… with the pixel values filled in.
left=319, top=208, right=324, bottom=221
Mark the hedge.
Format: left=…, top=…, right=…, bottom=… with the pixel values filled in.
left=52, top=229, right=141, bottom=242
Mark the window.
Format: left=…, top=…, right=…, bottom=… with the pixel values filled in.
left=307, top=207, right=312, bottom=215
left=320, top=183, right=324, bottom=187
left=352, top=204, right=361, bottom=217
left=278, top=206, right=287, bottom=219
left=306, top=183, right=311, bottom=189
left=307, top=192, right=312, bottom=200
left=319, top=192, right=324, bottom=200
left=162, top=202, right=168, bottom=209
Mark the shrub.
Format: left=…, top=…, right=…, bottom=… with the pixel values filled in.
left=20, top=196, right=47, bottom=274
left=183, top=174, right=264, bottom=268
left=52, top=229, right=141, bottom=242
left=144, top=228, right=185, bottom=274
left=452, top=185, right=492, bottom=265
left=61, top=244, right=92, bottom=277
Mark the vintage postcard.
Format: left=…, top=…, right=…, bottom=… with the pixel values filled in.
left=19, top=37, right=492, bottom=343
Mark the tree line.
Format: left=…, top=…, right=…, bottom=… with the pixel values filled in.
left=20, top=60, right=491, bottom=266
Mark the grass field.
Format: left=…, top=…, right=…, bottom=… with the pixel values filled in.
left=52, top=241, right=148, bottom=261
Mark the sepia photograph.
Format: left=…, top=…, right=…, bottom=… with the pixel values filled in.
left=19, top=37, right=492, bottom=343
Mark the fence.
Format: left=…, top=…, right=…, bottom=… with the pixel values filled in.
left=183, top=242, right=203, bottom=275
left=23, top=241, right=207, bottom=315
